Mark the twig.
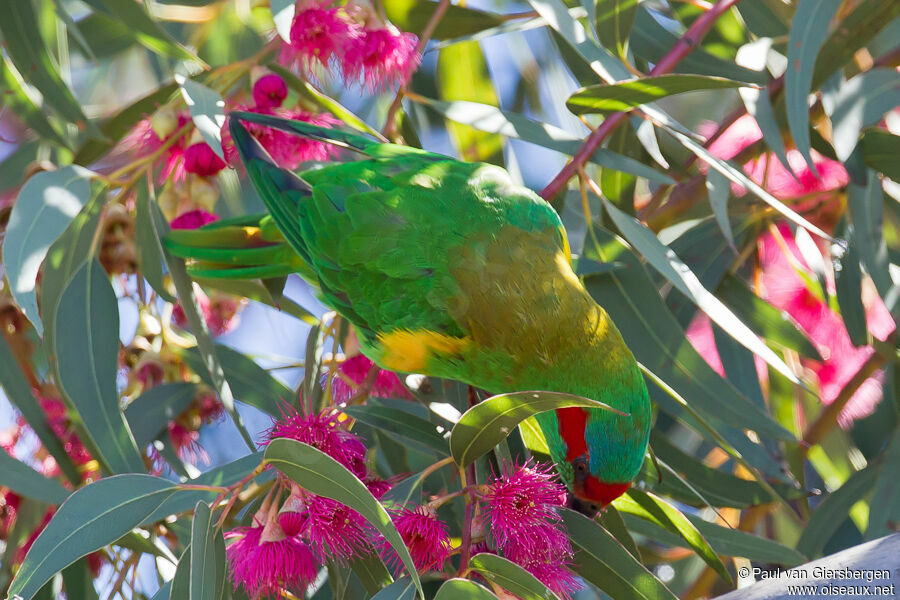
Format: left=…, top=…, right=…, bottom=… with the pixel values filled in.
left=539, top=0, right=744, bottom=201
left=382, top=0, right=451, bottom=139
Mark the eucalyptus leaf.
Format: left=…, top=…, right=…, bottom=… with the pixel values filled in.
left=54, top=259, right=144, bottom=474
left=6, top=475, right=179, bottom=600
left=0, top=450, right=69, bottom=505
left=468, top=553, right=559, bottom=600
left=860, top=129, right=900, bottom=181
left=263, top=439, right=423, bottom=598
left=125, top=383, right=204, bottom=448
left=566, top=75, right=751, bottom=114
left=450, top=390, right=625, bottom=467
left=831, top=68, right=900, bottom=162
left=435, top=578, right=499, bottom=599
left=344, top=405, right=449, bottom=455
left=189, top=502, right=221, bottom=600
left=3, top=166, right=93, bottom=336
left=177, top=76, right=226, bottom=160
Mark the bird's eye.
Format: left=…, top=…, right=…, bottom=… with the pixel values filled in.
left=573, top=456, right=589, bottom=481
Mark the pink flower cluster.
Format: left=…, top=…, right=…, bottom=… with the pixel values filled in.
left=279, top=0, right=420, bottom=91
left=480, top=461, right=582, bottom=599
left=687, top=115, right=896, bottom=425
left=226, top=408, right=452, bottom=597
left=327, top=354, right=411, bottom=404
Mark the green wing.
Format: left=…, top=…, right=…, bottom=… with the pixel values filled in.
left=172, top=114, right=569, bottom=354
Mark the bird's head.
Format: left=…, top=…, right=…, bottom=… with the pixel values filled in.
left=564, top=453, right=632, bottom=516
left=549, top=407, right=642, bottom=517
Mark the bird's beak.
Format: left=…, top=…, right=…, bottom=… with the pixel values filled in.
left=566, top=493, right=601, bottom=517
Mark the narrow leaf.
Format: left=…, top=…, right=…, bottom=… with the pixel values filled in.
left=706, top=168, right=734, bottom=249
left=614, top=489, right=732, bottom=584
left=602, top=198, right=798, bottom=384
left=88, top=0, right=201, bottom=63
left=264, top=439, right=423, bottom=598
left=830, top=68, right=900, bottom=161
left=0, top=451, right=69, bottom=505
left=832, top=224, right=868, bottom=347
left=6, top=475, right=179, bottom=600
left=848, top=170, right=893, bottom=303
left=371, top=577, right=416, bottom=600
left=271, top=0, right=295, bottom=42
left=450, top=391, right=626, bottom=468
left=860, top=129, right=900, bottom=181
left=567, top=75, right=751, bottom=114
left=3, top=166, right=92, bottom=336
left=189, top=502, right=220, bottom=600
left=785, top=0, right=842, bottom=173
left=384, top=0, right=504, bottom=40
left=561, top=508, right=678, bottom=600
left=594, top=0, right=639, bottom=60
left=468, top=553, right=559, bottom=600
left=435, top=579, right=499, bottom=599
left=177, top=76, right=226, bottom=160
left=54, top=260, right=144, bottom=474
left=125, top=383, right=204, bottom=448
left=344, top=405, right=449, bottom=455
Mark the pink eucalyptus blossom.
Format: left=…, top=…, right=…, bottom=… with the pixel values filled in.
left=125, top=112, right=192, bottom=183
left=281, top=3, right=356, bottom=70
left=223, top=108, right=341, bottom=170
left=380, top=505, right=450, bottom=574
left=524, top=560, right=583, bottom=600
left=329, top=354, right=411, bottom=404
left=184, top=142, right=227, bottom=177
left=170, top=209, right=220, bottom=230
left=225, top=524, right=317, bottom=598
left=303, top=494, right=370, bottom=563
left=342, top=27, right=420, bottom=91
left=266, top=407, right=367, bottom=478
left=253, top=74, right=289, bottom=109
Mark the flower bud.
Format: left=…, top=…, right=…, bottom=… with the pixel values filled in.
left=278, top=493, right=306, bottom=537
left=184, top=142, right=226, bottom=177
left=150, top=108, right=178, bottom=139
left=253, top=74, right=289, bottom=109
left=188, top=177, right=219, bottom=212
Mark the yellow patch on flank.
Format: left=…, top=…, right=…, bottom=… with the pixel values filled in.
left=558, top=225, right=572, bottom=265
left=377, top=329, right=470, bottom=372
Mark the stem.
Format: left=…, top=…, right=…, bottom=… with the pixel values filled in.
left=539, top=0, right=743, bottom=201
left=382, top=0, right=451, bottom=139
left=456, top=462, right=478, bottom=575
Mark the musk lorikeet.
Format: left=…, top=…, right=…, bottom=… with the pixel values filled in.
left=164, top=112, right=652, bottom=512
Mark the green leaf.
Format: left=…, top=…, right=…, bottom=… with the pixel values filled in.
left=797, top=463, right=881, bottom=558
left=594, top=0, right=638, bottom=60
left=600, top=124, right=639, bottom=213
left=567, top=75, right=750, bottom=114
left=601, top=198, right=798, bottom=384
left=621, top=512, right=806, bottom=566
left=811, top=0, right=900, bottom=91
left=38, top=192, right=105, bottom=361
left=6, top=475, right=179, bottom=600
left=583, top=230, right=793, bottom=442
left=384, top=0, right=504, bottom=40
left=189, top=502, right=222, bottom=600
left=3, top=166, right=93, bottom=336
left=136, top=183, right=177, bottom=303
left=170, top=546, right=191, bottom=600
left=560, top=508, right=678, bottom=600
left=270, top=0, right=294, bottom=42
left=61, top=558, right=100, bottom=600
left=0, top=336, right=81, bottom=487
left=832, top=224, right=868, bottom=347
left=0, top=450, right=69, bottom=505
left=68, top=12, right=137, bottom=59
left=831, top=68, right=900, bottom=162
left=350, top=553, right=394, bottom=596
left=0, top=56, right=68, bottom=146
left=434, top=579, right=499, bottom=600
left=179, top=344, right=292, bottom=417
left=86, top=0, right=201, bottom=63
left=73, top=83, right=179, bottom=166
left=785, top=0, right=842, bottom=173
left=706, top=168, right=734, bottom=249
left=468, top=553, right=559, bottom=600
left=344, top=405, right=449, bottom=455
left=371, top=577, right=417, bottom=600
left=739, top=78, right=793, bottom=176
left=157, top=202, right=256, bottom=449
left=177, top=76, right=226, bottom=159
left=614, top=489, right=732, bottom=584
left=54, top=259, right=144, bottom=474
left=848, top=170, right=893, bottom=303
left=716, top=276, right=821, bottom=360
left=263, top=439, right=423, bottom=598
left=416, top=97, right=673, bottom=184
left=125, top=383, right=204, bottom=448
left=450, top=390, right=626, bottom=467
left=867, top=434, right=900, bottom=540
left=649, top=432, right=803, bottom=508
left=151, top=582, right=172, bottom=600
left=861, top=129, right=900, bottom=181
left=0, top=1, right=98, bottom=136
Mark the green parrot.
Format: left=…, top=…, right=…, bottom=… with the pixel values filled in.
left=165, top=112, right=652, bottom=513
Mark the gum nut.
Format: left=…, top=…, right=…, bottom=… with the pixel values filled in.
left=150, top=108, right=178, bottom=139
left=157, top=186, right=180, bottom=221
left=189, top=178, right=219, bottom=211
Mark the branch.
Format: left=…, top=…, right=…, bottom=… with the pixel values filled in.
left=539, top=0, right=743, bottom=201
